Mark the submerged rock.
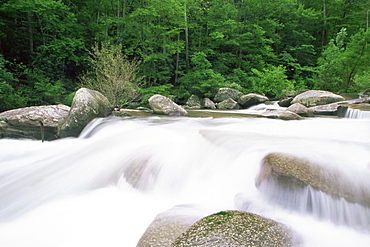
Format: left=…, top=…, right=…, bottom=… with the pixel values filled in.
left=149, top=94, right=188, bottom=116
left=256, top=152, right=370, bottom=209
left=58, top=88, right=112, bottom=138
left=0, top=104, right=70, bottom=140
left=291, top=90, right=345, bottom=107
left=171, top=210, right=296, bottom=247
left=213, top=87, right=243, bottom=103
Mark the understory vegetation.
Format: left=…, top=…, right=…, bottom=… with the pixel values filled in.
left=0, top=0, right=369, bottom=111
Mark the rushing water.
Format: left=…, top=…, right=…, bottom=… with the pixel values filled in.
left=0, top=114, right=370, bottom=246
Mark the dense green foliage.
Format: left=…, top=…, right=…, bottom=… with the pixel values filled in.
left=0, top=0, right=369, bottom=110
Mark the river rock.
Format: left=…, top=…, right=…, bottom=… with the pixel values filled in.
left=278, top=97, right=293, bottom=107
left=203, top=98, right=216, bottom=109
left=216, top=98, right=240, bottom=110
left=309, top=102, right=340, bottom=115
left=186, top=95, right=202, bottom=108
left=138, top=205, right=203, bottom=247
left=58, top=88, right=112, bottom=138
left=238, top=93, right=269, bottom=108
left=291, top=90, right=345, bottom=107
left=256, top=152, right=370, bottom=208
left=213, top=87, right=243, bottom=103
left=171, top=210, right=296, bottom=247
left=0, top=104, right=70, bottom=140
left=149, top=94, right=188, bottom=116
left=260, top=110, right=303, bottom=120
left=287, top=103, right=314, bottom=117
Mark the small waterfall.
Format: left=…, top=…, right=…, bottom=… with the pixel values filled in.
left=344, top=108, right=370, bottom=119
left=256, top=180, right=370, bottom=231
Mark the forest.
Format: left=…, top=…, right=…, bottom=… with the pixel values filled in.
left=0, top=0, right=370, bottom=111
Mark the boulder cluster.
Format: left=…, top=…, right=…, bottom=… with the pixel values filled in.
left=1, top=87, right=369, bottom=140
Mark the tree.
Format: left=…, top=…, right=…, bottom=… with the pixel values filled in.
left=317, top=28, right=370, bottom=92
left=79, top=42, right=143, bottom=107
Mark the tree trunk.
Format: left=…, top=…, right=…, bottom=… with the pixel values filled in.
left=321, top=0, right=327, bottom=47
left=27, top=11, right=34, bottom=55
left=184, top=2, right=190, bottom=71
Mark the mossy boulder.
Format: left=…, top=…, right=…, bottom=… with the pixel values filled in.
left=58, top=88, right=112, bottom=138
left=213, top=88, right=243, bottom=103
left=149, top=94, right=188, bottom=116
left=186, top=95, right=202, bottom=108
left=216, top=98, right=240, bottom=110
left=171, top=210, right=296, bottom=247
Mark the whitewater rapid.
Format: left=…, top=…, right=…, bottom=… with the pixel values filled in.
left=0, top=116, right=369, bottom=246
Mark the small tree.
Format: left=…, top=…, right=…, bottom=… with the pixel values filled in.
left=251, top=65, right=294, bottom=98
left=79, top=42, right=143, bottom=107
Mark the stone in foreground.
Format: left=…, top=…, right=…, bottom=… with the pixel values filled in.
left=171, top=210, right=296, bottom=247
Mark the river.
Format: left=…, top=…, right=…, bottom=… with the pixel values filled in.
left=0, top=110, right=369, bottom=246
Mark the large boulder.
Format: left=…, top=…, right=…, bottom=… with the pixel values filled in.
left=213, top=88, right=243, bottom=103
left=238, top=93, right=269, bottom=108
left=291, top=90, right=345, bottom=107
left=256, top=152, right=370, bottom=209
left=171, top=210, right=296, bottom=247
left=0, top=104, right=70, bottom=141
left=216, top=98, right=240, bottom=110
left=149, top=94, right=188, bottom=116
left=58, top=88, right=112, bottom=138
left=260, top=110, right=303, bottom=120
left=186, top=95, right=202, bottom=108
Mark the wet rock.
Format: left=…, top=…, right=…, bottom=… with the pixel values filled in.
left=260, top=110, right=303, bottom=120
left=278, top=97, right=293, bottom=107
left=287, top=103, right=314, bottom=117
left=216, top=98, right=240, bottom=110
left=149, top=94, right=188, bottom=116
left=203, top=98, right=216, bottom=109
left=58, top=88, right=112, bottom=138
left=213, top=88, right=243, bottom=103
left=0, top=104, right=70, bottom=140
left=256, top=152, right=370, bottom=208
left=138, top=205, right=203, bottom=247
left=186, top=95, right=202, bottom=108
left=291, top=90, right=345, bottom=107
left=238, top=93, right=269, bottom=108
left=171, top=210, right=296, bottom=247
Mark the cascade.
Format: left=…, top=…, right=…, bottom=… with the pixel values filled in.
left=345, top=107, right=370, bottom=119
left=0, top=116, right=370, bottom=246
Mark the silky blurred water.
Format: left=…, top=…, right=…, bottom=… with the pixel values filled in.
left=0, top=115, right=369, bottom=246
